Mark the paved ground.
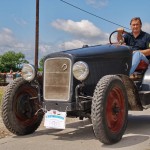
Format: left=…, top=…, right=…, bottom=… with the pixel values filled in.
left=0, top=109, right=150, bottom=150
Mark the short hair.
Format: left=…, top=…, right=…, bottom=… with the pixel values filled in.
left=130, top=17, right=142, bottom=25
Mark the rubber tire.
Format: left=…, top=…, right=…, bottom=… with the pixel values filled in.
left=1, top=77, right=43, bottom=135
left=91, top=75, right=128, bottom=144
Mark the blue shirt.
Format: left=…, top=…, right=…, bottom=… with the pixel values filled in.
left=124, top=31, right=150, bottom=51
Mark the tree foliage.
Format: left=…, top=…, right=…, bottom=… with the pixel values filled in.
left=0, top=51, right=29, bottom=72
left=39, top=57, right=44, bottom=71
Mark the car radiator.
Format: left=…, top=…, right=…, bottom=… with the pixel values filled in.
left=44, top=57, right=71, bottom=101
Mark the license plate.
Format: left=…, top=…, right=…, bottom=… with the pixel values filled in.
left=44, top=110, right=66, bottom=129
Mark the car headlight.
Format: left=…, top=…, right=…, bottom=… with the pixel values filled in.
left=21, top=64, right=36, bottom=81
left=73, top=61, right=89, bottom=81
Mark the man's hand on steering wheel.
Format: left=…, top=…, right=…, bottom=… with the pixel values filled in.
left=117, top=27, right=125, bottom=34
left=109, top=28, right=128, bottom=45
left=117, top=28, right=126, bottom=44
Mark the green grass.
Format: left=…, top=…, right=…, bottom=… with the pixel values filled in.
left=0, top=88, right=5, bottom=106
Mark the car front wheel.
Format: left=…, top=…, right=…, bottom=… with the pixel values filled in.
left=91, top=75, right=128, bottom=144
left=2, top=77, right=43, bottom=135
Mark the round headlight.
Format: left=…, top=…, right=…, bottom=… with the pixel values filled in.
left=21, top=64, right=36, bottom=81
left=73, top=61, right=89, bottom=81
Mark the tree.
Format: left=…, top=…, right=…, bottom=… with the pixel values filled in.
left=0, top=51, right=29, bottom=72
left=39, top=57, right=44, bottom=71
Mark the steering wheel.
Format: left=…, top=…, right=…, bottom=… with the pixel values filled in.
left=109, top=30, right=129, bottom=45
left=109, top=30, right=118, bottom=44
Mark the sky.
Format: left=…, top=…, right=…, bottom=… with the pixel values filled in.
left=0, top=0, right=150, bottom=64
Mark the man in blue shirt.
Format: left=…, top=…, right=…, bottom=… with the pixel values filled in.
left=117, top=17, right=150, bottom=75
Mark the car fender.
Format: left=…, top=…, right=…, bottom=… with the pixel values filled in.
left=119, top=75, right=143, bottom=111
left=142, top=65, right=150, bottom=91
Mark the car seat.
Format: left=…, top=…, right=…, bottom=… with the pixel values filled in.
left=130, top=60, right=148, bottom=81
left=135, top=60, right=148, bottom=71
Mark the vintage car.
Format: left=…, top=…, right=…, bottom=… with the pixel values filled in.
left=1, top=30, right=150, bottom=144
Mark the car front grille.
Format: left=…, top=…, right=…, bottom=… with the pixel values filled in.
left=44, top=57, right=71, bottom=101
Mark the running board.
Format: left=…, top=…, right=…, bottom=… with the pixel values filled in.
left=139, top=91, right=150, bottom=106
left=139, top=91, right=150, bottom=94
left=143, top=104, right=150, bottom=109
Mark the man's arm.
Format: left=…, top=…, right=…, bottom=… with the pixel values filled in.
left=117, top=28, right=125, bottom=44
left=140, top=49, right=150, bottom=56
left=140, top=37, right=150, bottom=56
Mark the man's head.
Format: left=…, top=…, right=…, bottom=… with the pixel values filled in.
left=130, top=17, right=142, bottom=34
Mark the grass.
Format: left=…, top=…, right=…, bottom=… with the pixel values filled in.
left=0, top=88, right=5, bottom=106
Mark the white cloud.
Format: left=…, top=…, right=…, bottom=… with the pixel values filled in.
left=86, top=0, right=108, bottom=8
left=0, top=27, right=56, bottom=63
left=52, top=19, right=100, bottom=38
left=59, top=40, right=86, bottom=50
left=51, top=19, right=110, bottom=51
left=59, top=36, right=109, bottom=51
left=0, top=28, right=31, bottom=49
left=142, top=23, right=150, bottom=33
left=0, top=18, right=110, bottom=64
left=51, top=19, right=108, bottom=42
left=39, top=44, right=53, bottom=53
left=0, top=28, right=16, bottom=47
left=0, top=28, right=34, bottom=63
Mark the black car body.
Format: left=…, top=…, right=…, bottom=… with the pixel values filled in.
left=43, top=44, right=132, bottom=112
left=2, top=42, right=150, bottom=144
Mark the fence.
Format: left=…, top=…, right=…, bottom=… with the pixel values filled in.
left=0, top=72, right=21, bottom=86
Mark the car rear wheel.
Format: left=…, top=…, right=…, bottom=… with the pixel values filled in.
left=91, top=75, right=128, bottom=144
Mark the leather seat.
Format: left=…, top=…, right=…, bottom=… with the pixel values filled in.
left=130, top=60, right=148, bottom=80
left=135, top=60, right=148, bottom=71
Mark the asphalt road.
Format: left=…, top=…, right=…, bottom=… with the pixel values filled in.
left=0, top=109, right=150, bottom=150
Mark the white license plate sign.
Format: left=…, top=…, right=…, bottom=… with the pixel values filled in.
left=44, top=110, right=66, bottom=129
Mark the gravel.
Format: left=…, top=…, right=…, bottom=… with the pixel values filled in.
left=0, top=110, right=12, bottom=139
left=0, top=115, right=12, bottom=139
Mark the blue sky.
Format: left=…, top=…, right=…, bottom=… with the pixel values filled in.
left=0, top=0, right=150, bottom=64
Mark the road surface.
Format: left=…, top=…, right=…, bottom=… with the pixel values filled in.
left=0, top=109, right=150, bottom=150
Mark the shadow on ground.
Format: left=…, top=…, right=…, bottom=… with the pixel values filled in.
left=11, top=113, right=150, bottom=148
